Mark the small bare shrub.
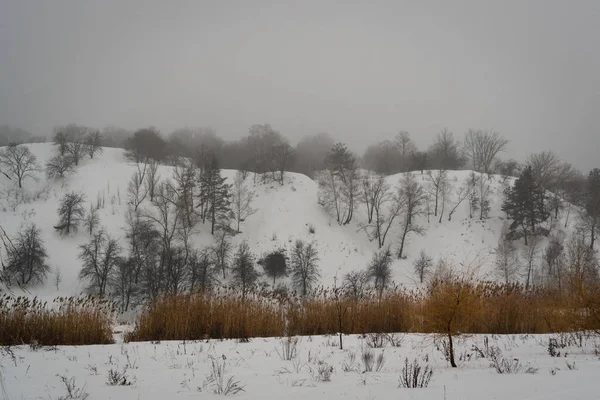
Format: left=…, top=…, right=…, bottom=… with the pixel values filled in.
left=548, top=338, right=567, bottom=358
left=565, top=361, right=577, bottom=370
left=366, top=333, right=386, bottom=348
left=398, top=358, right=433, bottom=388
left=277, top=336, right=298, bottom=361
left=375, top=351, right=386, bottom=372
left=202, top=356, right=245, bottom=395
left=311, top=361, right=333, bottom=382
left=55, top=375, right=89, bottom=400
left=361, top=347, right=375, bottom=372
left=308, top=224, right=316, bottom=235
left=106, top=368, right=132, bottom=386
left=342, top=351, right=358, bottom=372
left=489, top=347, right=538, bottom=374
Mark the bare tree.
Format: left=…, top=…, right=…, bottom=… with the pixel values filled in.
left=127, top=163, right=148, bottom=211
left=291, top=240, right=320, bottom=296
left=413, top=250, right=433, bottom=283
left=362, top=173, right=385, bottom=224
left=231, top=241, right=259, bottom=299
left=53, top=266, right=62, bottom=290
left=188, top=248, right=217, bottom=293
left=318, top=143, right=362, bottom=225
left=397, top=173, right=426, bottom=259
left=0, top=144, right=40, bottom=188
left=273, top=141, right=294, bottom=185
left=85, top=130, right=103, bottom=159
left=45, top=155, right=75, bottom=179
left=463, top=129, right=509, bottom=174
left=124, top=209, right=160, bottom=294
left=145, top=160, right=160, bottom=202
left=163, top=246, right=189, bottom=297
left=212, top=228, right=232, bottom=279
left=361, top=176, right=405, bottom=248
left=565, top=232, right=599, bottom=294
left=428, top=129, right=465, bottom=170
left=66, top=134, right=87, bottom=166
left=494, top=227, right=520, bottom=284
left=144, top=182, right=183, bottom=257
left=231, top=170, right=256, bottom=232
left=343, top=269, right=369, bottom=299
left=111, top=258, right=137, bottom=311
left=426, top=169, right=448, bottom=217
left=395, top=131, right=417, bottom=170
left=467, top=172, right=479, bottom=219
left=580, top=168, right=600, bottom=250
left=437, top=176, right=452, bottom=223
left=5, top=223, right=50, bottom=286
left=55, top=191, right=86, bottom=235
left=52, top=131, right=69, bottom=156
left=543, top=234, right=565, bottom=293
left=173, top=160, right=197, bottom=228
left=83, top=204, right=100, bottom=235
left=447, top=182, right=469, bottom=221
left=477, top=173, right=492, bottom=220
left=521, top=234, right=540, bottom=289
left=367, top=248, right=393, bottom=296
left=78, top=229, right=121, bottom=295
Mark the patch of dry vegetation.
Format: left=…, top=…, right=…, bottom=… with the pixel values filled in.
left=127, top=279, right=600, bottom=342
left=0, top=295, right=114, bottom=345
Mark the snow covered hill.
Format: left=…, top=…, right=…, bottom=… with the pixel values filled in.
left=0, top=143, right=576, bottom=300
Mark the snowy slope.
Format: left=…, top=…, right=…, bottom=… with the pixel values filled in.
left=0, top=144, right=575, bottom=300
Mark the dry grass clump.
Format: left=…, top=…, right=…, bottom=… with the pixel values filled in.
left=125, top=288, right=285, bottom=342
left=0, top=295, right=114, bottom=346
left=126, top=281, right=600, bottom=342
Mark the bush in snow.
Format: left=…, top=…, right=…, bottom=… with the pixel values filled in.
left=398, top=357, right=433, bottom=388
left=413, top=250, right=433, bottom=284
left=366, top=248, right=393, bottom=297
left=4, top=223, right=50, bottom=286
left=290, top=240, right=320, bottom=296
left=259, top=248, right=288, bottom=287
left=45, top=155, right=75, bottom=179
left=202, top=356, right=245, bottom=395
left=55, top=191, right=86, bottom=235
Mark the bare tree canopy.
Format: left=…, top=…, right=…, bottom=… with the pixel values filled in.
left=464, top=129, right=509, bottom=174
left=0, top=144, right=40, bottom=188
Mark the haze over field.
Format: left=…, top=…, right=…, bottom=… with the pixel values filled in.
left=1, top=1, right=600, bottom=171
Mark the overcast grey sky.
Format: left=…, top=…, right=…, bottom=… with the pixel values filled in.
left=1, top=0, right=599, bottom=171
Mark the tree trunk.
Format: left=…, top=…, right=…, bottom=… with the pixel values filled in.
left=447, top=329, right=457, bottom=368
left=398, top=220, right=409, bottom=259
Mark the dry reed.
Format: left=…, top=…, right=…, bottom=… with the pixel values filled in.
left=0, top=295, right=114, bottom=346
left=127, top=282, right=600, bottom=342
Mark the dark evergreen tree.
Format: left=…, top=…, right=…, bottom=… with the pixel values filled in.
left=259, top=248, right=288, bottom=287
left=502, top=166, right=549, bottom=245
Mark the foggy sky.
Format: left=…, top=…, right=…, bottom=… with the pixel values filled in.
left=1, top=0, right=599, bottom=172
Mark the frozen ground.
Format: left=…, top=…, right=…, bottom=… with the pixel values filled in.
left=2, top=333, right=599, bottom=399
left=0, top=144, right=576, bottom=303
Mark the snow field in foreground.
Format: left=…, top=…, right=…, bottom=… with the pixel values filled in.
left=2, top=333, right=599, bottom=400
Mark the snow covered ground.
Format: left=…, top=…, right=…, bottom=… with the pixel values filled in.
left=0, top=144, right=596, bottom=399
left=2, top=333, right=599, bottom=399
left=0, top=143, right=576, bottom=302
